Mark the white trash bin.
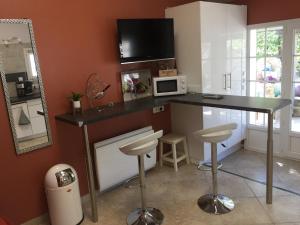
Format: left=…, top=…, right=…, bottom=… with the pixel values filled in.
left=45, top=164, right=83, bottom=225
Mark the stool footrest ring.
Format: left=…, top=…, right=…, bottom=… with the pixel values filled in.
left=127, top=207, right=164, bottom=225
left=197, top=162, right=223, bottom=171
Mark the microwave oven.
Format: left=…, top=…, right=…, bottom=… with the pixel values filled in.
left=153, top=75, right=187, bottom=97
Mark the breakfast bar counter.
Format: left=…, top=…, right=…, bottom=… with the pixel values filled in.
left=56, top=93, right=290, bottom=125
left=55, top=93, right=291, bottom=223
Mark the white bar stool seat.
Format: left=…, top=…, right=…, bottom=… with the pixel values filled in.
left=159, top=133, right=190, bottom=172
left=119, top=130, right=164, bottom=225
left=194, top=123, right=237, bottom=215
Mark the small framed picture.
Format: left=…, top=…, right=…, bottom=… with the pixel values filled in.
left=121, top=69, right=153, bottom=102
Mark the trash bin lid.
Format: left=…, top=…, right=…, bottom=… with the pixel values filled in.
left=45, top=164, right=78, bottom=188
left=55, top=168, right=76, bottom=187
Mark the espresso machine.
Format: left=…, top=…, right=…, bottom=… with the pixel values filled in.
left=16, top=77, right=33, bottom=97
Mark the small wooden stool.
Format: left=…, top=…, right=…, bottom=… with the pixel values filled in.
left=159, top=133, right=190, bottom=172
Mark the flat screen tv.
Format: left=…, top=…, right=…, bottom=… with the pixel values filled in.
left=117, top=19, right=175, bottom=64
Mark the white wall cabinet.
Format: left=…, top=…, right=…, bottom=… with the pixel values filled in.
left=11, top=98, right=47, bottom=140
left=27, top=99, right=46, bottom=136
left=166, top=1, right=247, bottom=162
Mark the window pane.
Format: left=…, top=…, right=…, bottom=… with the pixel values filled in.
left=249, top=112, right=264, bottom=126
left=250, top=29, right=265, bottom=57
left=248, top=27, right=283, bottom=129
left=292, top=99, right=300, bottom=132
left=29, top=53, right=37, bottom=77
left=294, top=56, right=300, bottom=82
left=265, top=57, right=282, bottom=82
left=291, top=117, right=300, bottom=132
left=295, top=30, right=300, bottom=55
left=250, top=58, right=265, bottom=81
left=294, top=83, right=300, bottom=99
left=291, top=84, right=300, bottom=132
left=293, top=30, right=300, bottom=132
left=266, top=27, right=283, bottom=56
left=249, top=81, right=264, bottom=97
left=265, top=112, right=280, bottom=129
left=265, top=83, right=281, bottom=98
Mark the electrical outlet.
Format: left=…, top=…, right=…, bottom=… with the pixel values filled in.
left=152, top=106, right=165, bottom=114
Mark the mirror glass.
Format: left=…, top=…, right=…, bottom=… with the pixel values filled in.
left=0, top=19, right=52, bottom=154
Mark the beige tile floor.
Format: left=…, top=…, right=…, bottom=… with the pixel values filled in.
left=80, top=150, right=300, bottom=225
left=221, top=150, right=300, bottom=195
left=18, top=135, right=48, bottom=150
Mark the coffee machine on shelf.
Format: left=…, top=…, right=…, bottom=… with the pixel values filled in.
left=16, top=77, right=33, bottom=97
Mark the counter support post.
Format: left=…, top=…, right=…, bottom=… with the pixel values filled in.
left=83, top=125, right=98, bottom=222
left=266, top=111, right=274, bottom=204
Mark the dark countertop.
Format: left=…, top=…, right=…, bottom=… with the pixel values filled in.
left=55, top=93, right=292, bottom=127
left=10, top=92, right=41, bottom=105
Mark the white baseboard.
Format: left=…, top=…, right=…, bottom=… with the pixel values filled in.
left=245, top=145, right=276, bottom=155
left=245, top=145, right=300, bottom=161
left=21, top=214, right=49, bottom=225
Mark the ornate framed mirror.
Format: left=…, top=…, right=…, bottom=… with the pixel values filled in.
left=0, top=19, right=52, bottom=154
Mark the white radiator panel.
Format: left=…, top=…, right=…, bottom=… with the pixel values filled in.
left=94, top=126, right=157, bottom=192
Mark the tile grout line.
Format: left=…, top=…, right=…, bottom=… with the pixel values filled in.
left=219, top=168, right=300, bottom=197
left=220, top=165, right=300, bottom=225
left=240, top=171, right=275, bottom=224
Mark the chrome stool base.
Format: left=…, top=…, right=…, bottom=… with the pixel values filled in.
left=127, top=208, right=164, bottom=225
left=197, top=161, right=223, bottom=171
left=198, top=194, right=234, bottom=215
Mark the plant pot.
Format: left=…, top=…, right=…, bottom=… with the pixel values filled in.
left=72, top=100, right=83, bottom=115
left=73, top=100, right=81, bottom=109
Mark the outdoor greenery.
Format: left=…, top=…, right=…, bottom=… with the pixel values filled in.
left=295, top=33, right=300, bottom=75
left=256, top=29, right=283, bottom=57
left=296, top=32, right=300, bottom=54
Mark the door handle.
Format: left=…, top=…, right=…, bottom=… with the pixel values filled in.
left=37, top=110, right=45, bottom=116
left=229, top=73, right=232, bottom=89
left=223, top=74, right=227, bottom=90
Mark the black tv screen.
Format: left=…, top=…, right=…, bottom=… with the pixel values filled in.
left=117, top=19, right=175, bottom=64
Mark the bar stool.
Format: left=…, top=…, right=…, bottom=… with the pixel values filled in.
left=159, top=133, right=190, bottom=172
left=119, top=130, right=164, bottom=225
left=194, top=123, right=237, bottom=214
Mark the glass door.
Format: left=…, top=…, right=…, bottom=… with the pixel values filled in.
left=248, top=26, right=283, bottom=129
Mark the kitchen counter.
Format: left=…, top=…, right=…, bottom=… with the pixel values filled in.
left=10, top=92, right=41, bottom=105
left=55, top=93, right=291, bottom=126
left=55, top=92, right=291, bottom=222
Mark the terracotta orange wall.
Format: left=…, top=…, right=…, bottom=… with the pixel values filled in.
left=240, top=0, right=300, bottom=25
left=0, top=0, right=196, bottom=224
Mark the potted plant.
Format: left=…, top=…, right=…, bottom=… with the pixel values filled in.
left=70, top=92, right=83, bottom=114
